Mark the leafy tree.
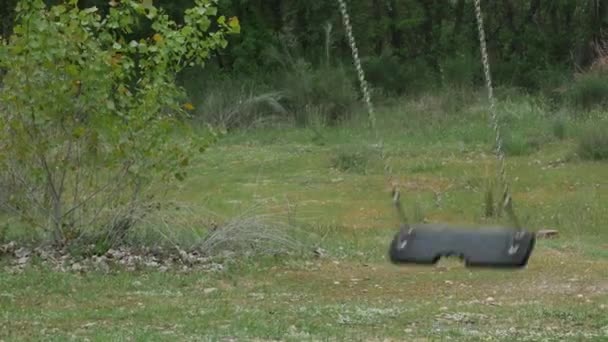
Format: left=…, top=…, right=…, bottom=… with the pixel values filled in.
left=0, top=0, right=239, bottom=246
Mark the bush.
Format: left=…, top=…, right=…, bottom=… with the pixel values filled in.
left=280, top=60, right=358, bottom=126
left=364, top=52, right=436, bottom=96
left=501, top=130, right=546, bottom=156
left=182, top=74, right=287, bottom=130
left=577, top=123, right=608, bottom=160
left=440, top=53, right=478, bottom=89
left=568, top=73, right=608, bottom=111
left=0, top=0, right=238, bottom=246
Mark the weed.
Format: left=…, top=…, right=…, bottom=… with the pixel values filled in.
left=0, top=223, right=7, bottom=245
left=406, top=161, right=443, bottom=174
left=330, top=146, right=372, bottom=174
left=551, top=115, right=568, bottom=140
left=501, top=131, right=540, bottom=156
left=577, top=123, right=608, bottom=160
left=484, top=187, right=495, bottom=219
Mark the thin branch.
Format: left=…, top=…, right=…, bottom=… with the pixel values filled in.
left=63, top=162, right=132, bottom=218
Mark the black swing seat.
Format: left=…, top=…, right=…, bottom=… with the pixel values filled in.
left=388, top=224, right=535, bottom=268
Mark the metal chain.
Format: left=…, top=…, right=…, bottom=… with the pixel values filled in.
left=474, top=0, right=524, bottom=254
left=337, top=0, right=375, bottom=130
left=336, top=0, right=406, bottom=227
left=474, top=0, right=508, bottom=201
left=474, top=1, right=515, bottom=216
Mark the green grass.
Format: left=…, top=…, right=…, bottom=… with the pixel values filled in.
left=2, top=94, right=608, bottom=340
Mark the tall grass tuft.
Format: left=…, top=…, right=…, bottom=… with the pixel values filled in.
left=551, top=114, right=568, bottom=140
left=127, top=202, right=307, bottom=258
left=577, top=123, right=608, bottom=160
left=198, top=212, right=304, bottom=257
left=184, top=76, right=288, bottom=130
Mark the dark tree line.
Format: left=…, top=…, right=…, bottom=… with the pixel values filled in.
left=2, top=0, right=608, bottom=90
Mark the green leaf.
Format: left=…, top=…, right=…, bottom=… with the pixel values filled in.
left=142, top=0, right=154, bottom=9
left=72, top=126, right=86, bottom=139
left=83, top=7, right=98, bottom=14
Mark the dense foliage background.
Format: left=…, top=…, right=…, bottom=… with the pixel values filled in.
left=4, top=1, right=607, bottom=91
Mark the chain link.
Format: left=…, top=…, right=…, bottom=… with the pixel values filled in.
left=474, top=0, right=524, bottom=254
left=337, top=0, right=375, bottom=130
left=474, top=0, right=509, bottom=203
left=337, top=0, right=403, bottom=220
left=474, top=0, right=518, bottom=215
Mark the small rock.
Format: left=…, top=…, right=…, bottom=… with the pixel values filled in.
left=313, top=247, right=327, bottom=258
left=145, top=261, right=159, bottom=268
left=0, top=241, right=16, bottom=254
left=96, top=261, right=110, bottom=274
left=536, top=229, right=559, bottom=239
left=14, top=247, right=31, bottom=259
left=71, top=263, right=83, bottom=272
left=334, top=281, right=340, bottom=285
left=105, top=249, right=125, bottom=259
left=36, top=248, right=54, bottom=261
left=210, top=263, right=224, bottom=272
left=220, top=250, right=235, bottom=259
left=16, top=256, right=29, bottom=265
left=486, top=297, right=495, bottom=303
left=203, top=288, right=217, bottom=295
left=444, top=280, right=453, bottom=285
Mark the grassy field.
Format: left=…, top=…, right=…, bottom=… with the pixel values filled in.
left=1, top=94, right=608, bottom=341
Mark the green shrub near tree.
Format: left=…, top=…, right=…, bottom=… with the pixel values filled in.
left=0, top=0, right=239, bottom=247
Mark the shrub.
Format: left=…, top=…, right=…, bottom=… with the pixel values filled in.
left=364, top=52, right=436, bottom=96
left=568, top=72, right=608, bottom=111
left=577, top=123, right=608, bottom=160
left=440, top=53, right=478, bottom=89
left=0, top=0, right=238, bottom=246
left=280, top=60, right=358, bottom=126
left=185, top=75, right=287, bottom=130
